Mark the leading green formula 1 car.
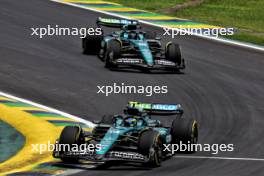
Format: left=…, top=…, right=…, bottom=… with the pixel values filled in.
left=82, top=17, right=185, bottom=72
left=53, top=102, right=198, bottom=168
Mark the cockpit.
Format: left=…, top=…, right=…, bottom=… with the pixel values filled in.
left=113, top=115, right=146, bottom=128
left=121, top=31, right=144, bottom=40
left=110, top=106, right=162, bottom=128
left=120, top=24, right=144, bottom=40
left=111, top=107, right=148, bottom=127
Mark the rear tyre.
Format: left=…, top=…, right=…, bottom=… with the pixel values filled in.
left=105, top=40, right=121, bottom=68
left=138, top=130, right=163, bottom=167
left=82, top=33, right=103, bottom=54
left=58, top=126, right=84, bottom=163
left=171, top=118, right=198, bottom=152
left=165, top=42, right=182, bottom=66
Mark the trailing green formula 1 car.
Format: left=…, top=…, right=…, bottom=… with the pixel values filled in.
left=53, top=102, right=198, bottom=167
left=82, top=17, right=185, bottom=72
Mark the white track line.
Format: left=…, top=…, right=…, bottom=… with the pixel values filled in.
left=0, top=91, right=95, bottom=127
left=50, top=0, right=264, bottom=52
left=174, top=155, right=264, bottom=161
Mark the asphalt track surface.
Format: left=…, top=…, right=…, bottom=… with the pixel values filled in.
left=0, top=0, right=264, bottom=175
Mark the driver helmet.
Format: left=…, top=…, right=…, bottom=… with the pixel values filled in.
left=124, top=117, right=137, bottom=127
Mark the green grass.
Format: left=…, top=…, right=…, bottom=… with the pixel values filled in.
left=225, top=32, right=264, bottom=45
left=172, top=0, right=264, bottom=45
left=104, top=0, right=264, bottom=45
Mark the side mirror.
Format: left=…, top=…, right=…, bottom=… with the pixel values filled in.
left=155, top=37, right=161, bottom=40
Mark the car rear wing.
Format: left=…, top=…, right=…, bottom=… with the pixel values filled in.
left=97, top=17, right=139, bottom=28
left=127, top=101, right=183, bottom=115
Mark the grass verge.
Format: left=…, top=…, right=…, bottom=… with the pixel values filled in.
left=105, top=0, right=264, bottom=45
left=103, top=0, right=189, bottom=11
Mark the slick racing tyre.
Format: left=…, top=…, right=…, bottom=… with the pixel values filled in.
left=171, top=118, right=198, bottom=152
left=58, top=126, right=84, bottom=163
left=138, top=130, right=163, bottom=167
left=82, top=33, right=103, bottom=54
left=105, top=40, right=121, bottom=68
left=165, top=42, right=182, bottom=66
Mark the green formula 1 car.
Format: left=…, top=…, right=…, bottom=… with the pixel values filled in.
left=53, top=101, right=198, bottom=168
left=82, top=18, right=185, bottom=72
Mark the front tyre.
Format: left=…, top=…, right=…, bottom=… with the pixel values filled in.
left=138, top=130, right=163, bottom=167
left=171, top=118, right=198, bottom=152
left=58, top=126, right=84, bottom=163
left=105, top=40, right=121, bottom=69
left=165, top=42, right=182, bottom=66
